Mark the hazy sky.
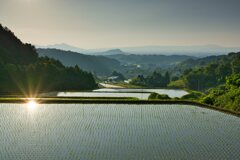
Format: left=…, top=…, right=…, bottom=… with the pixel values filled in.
left=0, top=0, right=240, bottom=48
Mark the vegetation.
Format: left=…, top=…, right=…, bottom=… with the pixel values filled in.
left=0, top=25, right=38, bottom=64
left=173, top=52, right=240, bottom=91
left=181, top=90, right=205, bottom=100
left=106, top=53, right=195, bottom=78
left=173, top=55, right=224, bottom=73
left=37, top=48, right=121, bottom=76
left=108, top=82, right=143, bottom=89
left=107, top=54, right=194, bottom=68
left=130, top=71, right=170, bottom=88
left=148, top=92, right=171, bottom=100
left=0, top=24, right=97, bottom=95
left=201, top=74, right=240, bottom=112
left=110, top=71, right=125, bottom=81
left=168, top=79, right=186, bottom=89
left=169, top=53, right=240, bottom=112
left=1, top=23, right=240, bottom=114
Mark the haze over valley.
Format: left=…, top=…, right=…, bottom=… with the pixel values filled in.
left=37, top=43, right=240, bottom=57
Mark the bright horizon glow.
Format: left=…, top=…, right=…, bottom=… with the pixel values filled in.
left=0, top=0, right=240, bottom=49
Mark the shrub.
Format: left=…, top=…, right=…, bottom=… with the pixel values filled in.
left=181, top=91, right=204, bottom=100
left=201, top=96, right=214, bottom=105
left=168, top=79, right=186, bottom=89
left=148, top=93, right=171, bottom=100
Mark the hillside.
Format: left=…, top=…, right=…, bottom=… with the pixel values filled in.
left=0, top=24, right=97, bottom=94
left=170, top=52, right=240, bottom=91
left=0, top=24, right=38, bottom=64
left=107, top=54, right=195, bottom=68
left=37, top=48, right=121, bottom=76
left=172, top=55, right=226, bottom=73
left=177, top=52, right=240, bottom=112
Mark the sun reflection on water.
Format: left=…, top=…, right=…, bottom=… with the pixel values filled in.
left=27, top=100, right=38, bottom=110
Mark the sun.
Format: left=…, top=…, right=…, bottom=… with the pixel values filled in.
left=27, top=100, right=38, bottom=110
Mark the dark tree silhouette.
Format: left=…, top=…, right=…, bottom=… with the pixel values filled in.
left=0, top=24, right=97, bottom=95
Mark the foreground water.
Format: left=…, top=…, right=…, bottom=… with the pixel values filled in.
left=0, top=103, right=239, bottom=159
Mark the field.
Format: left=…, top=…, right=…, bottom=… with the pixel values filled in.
left=0, top=103, right=239, bottom=159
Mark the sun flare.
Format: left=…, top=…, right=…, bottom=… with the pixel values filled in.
left=27, top=100, right=38, bottom=110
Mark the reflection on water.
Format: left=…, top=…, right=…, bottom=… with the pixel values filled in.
left=27, top=100, right=38, bottom=110
left=0, top=103, right=239, bottom=159
left=57, top=88, right=189, bottom=99
left=57, top=92, right=150, bottom=99
left=94, top=88, right=189, bottom=98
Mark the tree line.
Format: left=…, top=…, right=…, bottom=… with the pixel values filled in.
left=0, top=24, right=97, bottom=95
left=130, top=71, right=170, bottom=88
left=169, top=52, right=240, bottom=91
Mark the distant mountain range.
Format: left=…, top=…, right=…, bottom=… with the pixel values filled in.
left=36, top=43, right=88, bottom=54
left=37, top=48, right=196, bottom=77
left=36, top=43, right=240, bottom=57
left=92, top=49, right=126, bottom=56
left=119, top=45, right=240, bottom=56
left=37, top=48, right=121, bottom=76
left=36, top=43, right=240, bottom=77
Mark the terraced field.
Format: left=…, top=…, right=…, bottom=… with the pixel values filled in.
left=0, top=103, right=239, bottom=159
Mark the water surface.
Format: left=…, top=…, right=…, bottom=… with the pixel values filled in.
left=94, top=88, right=189, bottom=98
left=58, top=88, right=188, bottom=99
left=0, top=103, right=239, bottom=159
left=57, top=92, right=150, bottom=99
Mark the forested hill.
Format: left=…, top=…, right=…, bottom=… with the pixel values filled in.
left=106, top=54, right=195, bottom=68
left=174, top=55, right=225, bottom=72
left=0, top=24, right=38, bottom=64
left=0, top=24, right=97, bottom=94
left=162, top=52, right=240, bottom=112
left=170, top=52, right=240, bottom=91
left=37, top=48, right=121, bottom=75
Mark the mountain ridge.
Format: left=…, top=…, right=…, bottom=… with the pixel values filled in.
left=0, top=24, right=97, bottom=93
left=37, top=48, right=121, bottom=76
left=36, top=43, right=240, bottom=57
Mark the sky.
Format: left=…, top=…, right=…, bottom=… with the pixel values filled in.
left=0, top=0, right=240, bottom=49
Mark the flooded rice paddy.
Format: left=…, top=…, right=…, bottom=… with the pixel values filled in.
left=57, top=88, right=188, bottom=99
left=0, top=103, right=239, bottom=159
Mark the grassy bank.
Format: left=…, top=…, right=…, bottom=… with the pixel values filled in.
left=105, top=82, right=145, bottom=89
